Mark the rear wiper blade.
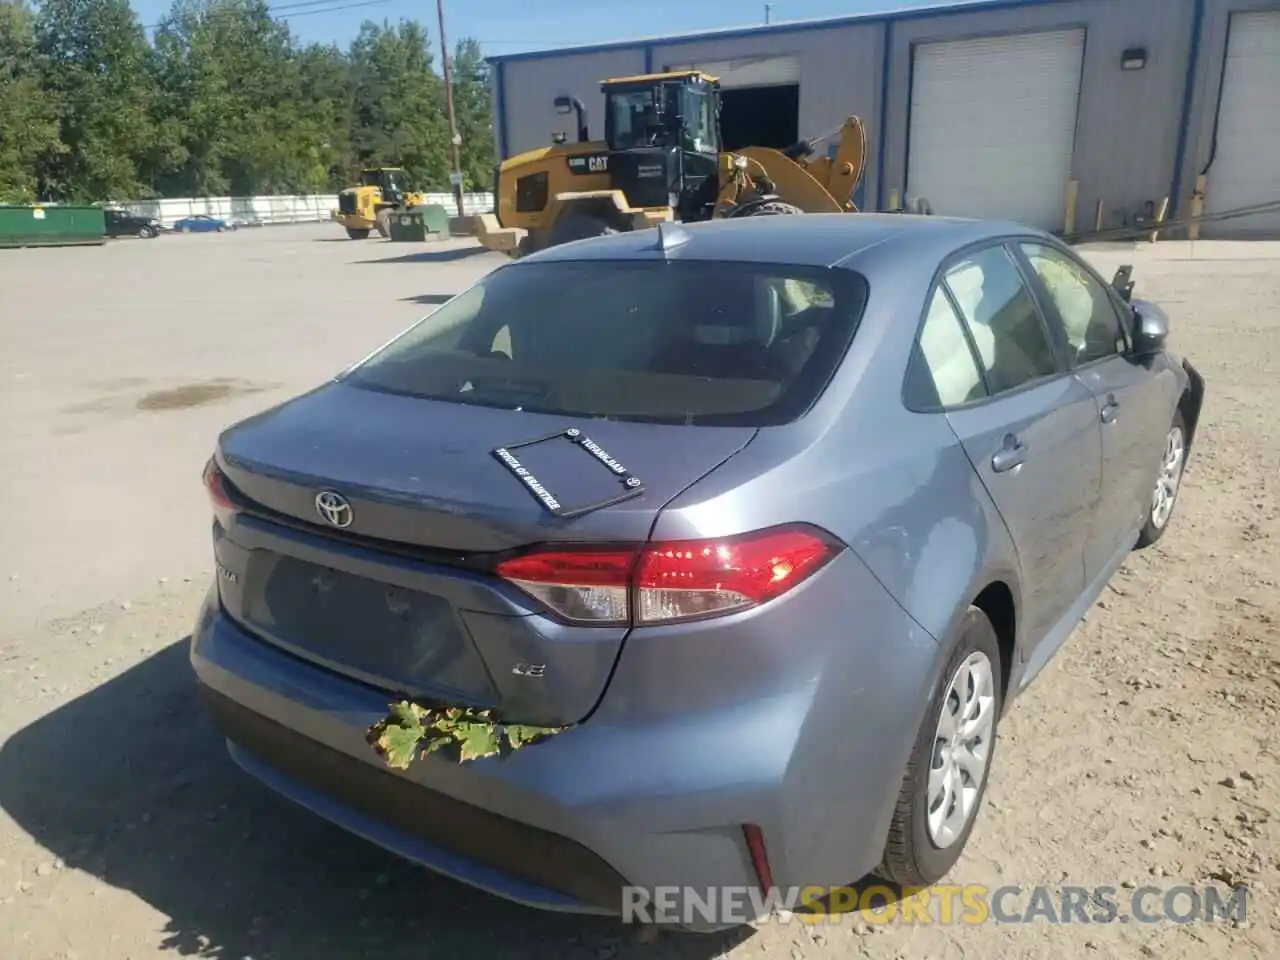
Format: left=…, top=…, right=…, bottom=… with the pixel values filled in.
left=492, top=428, right=645, bottom=520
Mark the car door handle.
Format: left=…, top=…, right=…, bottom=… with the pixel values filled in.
left=1100, top=397, right=1120, bottom=424
left=991, top=436, right=1027, bottom=473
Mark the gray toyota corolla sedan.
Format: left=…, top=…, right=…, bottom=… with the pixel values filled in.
left=191, top=213, right=1204, bottom=930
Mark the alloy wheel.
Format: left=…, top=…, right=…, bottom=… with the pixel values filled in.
left=1151, top=425, right=1186, bottom=531
left=928, top=651, right=996, bottom=848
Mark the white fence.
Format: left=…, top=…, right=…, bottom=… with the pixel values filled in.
left=118, top=192, right=495, bottom=229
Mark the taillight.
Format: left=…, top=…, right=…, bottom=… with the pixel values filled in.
left=494, top=524, right=839, bottom=625
left=493, top=549, right=634, bottom=624
left=743, top=824, right=775, bottom=893
left=202, top=458, right=237, bottom=527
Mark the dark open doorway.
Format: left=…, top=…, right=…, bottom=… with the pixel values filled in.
left=718, top=84, right=800, bottom=150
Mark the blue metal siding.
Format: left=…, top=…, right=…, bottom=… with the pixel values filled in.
left=652, top=23, right=883, bottom=209
left=883, top=0, right=1194, bottom=232
left=1169, top=0, right=1207, bottom=215
left=1177, top=0, right=1280, bottom=224
left=501, top=47, right=647, bottom=157
left=485, top=0, right=1280, bottom=236
left=495, top=61, right=510, bottom=160
left=876, top=19, right=893, bottom=210
left=486, top=0, right=1087, bottom=66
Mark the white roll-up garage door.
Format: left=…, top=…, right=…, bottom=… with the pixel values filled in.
left=1203, top=11, right=1280, bottom=236
left=666, top=55, right=799, bottom=89
left=906, top=29, right=1085, bottom=230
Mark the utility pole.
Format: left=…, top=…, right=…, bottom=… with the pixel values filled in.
left=765, top=3, right=772, bottom=24
left=437, top=0, right=465, bottom=218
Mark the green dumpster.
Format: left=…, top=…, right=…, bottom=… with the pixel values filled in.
left=388, top=210, right=427, bottom=243
left=0, top=205, right=106, bottom=248
left=420, top=204, right=451, bottom=237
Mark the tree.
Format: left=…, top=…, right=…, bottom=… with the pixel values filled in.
left=297, top=42, right=354, bottom=191
left=347, top=19, right=450, bottom=190
left=3, top=4, right=481, bottom=201
left=154, top=0, right=329, bottom=196
left=0, top=0, right=63, bottom=201
left=34, top=0, right=164, bottom=200
left=450, top=36, right=495, bottom=192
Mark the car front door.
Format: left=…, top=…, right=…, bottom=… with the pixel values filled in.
left=1016, top=241, right=1172, bottom=580
left=937, top=242, right=1102, bottom=660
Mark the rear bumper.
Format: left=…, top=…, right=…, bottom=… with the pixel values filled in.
left=190, top=545, right=942, bottom=928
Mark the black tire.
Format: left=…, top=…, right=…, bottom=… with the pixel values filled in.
left=374, top=209, right=392, bottom=238
left=878, top=606, right=1004, bottom=887
left=345, top=227, right=371, bottom=240
left=1134, top=409, right=1188, bottom=549
left=738, top=200, right=804, bottom=217
left=546, top=213, right=620, bottom=248
left=216, top=224, right=225, bottom=233
left=137, top=226, right=155, bottom=239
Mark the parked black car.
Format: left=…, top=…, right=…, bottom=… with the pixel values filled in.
left=104, top=208, right=161, bottom=239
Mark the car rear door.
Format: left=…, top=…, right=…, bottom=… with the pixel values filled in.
left=933, top=242, right=1102, bottom=657
left=1015, top=241, right=1172, bottom=578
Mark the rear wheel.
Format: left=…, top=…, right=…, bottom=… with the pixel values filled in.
left=345, top=227, right=371, bottom=240
left=546, top=213, right=620, bottom=248
left=877, top=606, right=1003, bottom=887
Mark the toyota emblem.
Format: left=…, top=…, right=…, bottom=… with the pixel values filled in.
left=315, top=490, right=353, bottom=528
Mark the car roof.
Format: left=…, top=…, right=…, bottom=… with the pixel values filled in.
left=522, top=213, right=1053, bottom=270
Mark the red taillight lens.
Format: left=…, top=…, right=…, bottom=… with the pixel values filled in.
left=495, top=525, right=839, bottom=625
left=203, top=458, right=237, bottom=526
left=494, top=549, right=635, bottom=624
left=634, top=527, right=836, bottom=623
left=743, top=824, right=775, bottom=893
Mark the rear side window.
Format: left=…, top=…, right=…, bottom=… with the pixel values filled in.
left=905, top=287, right=988, bottom=409
left=943, top=246, right=1059, bottom=395
left=344, top=259, right=868, bottom=426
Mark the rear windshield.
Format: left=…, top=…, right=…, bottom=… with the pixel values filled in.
left=343, top=259, right=868, bottom=426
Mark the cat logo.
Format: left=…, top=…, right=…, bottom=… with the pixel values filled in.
left=567, top=154, right=610, bottom=175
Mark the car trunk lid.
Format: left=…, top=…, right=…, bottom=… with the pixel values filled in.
left=211, top=382, right=755, bottom=724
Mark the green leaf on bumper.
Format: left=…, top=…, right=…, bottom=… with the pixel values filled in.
left=367, top=700, right=570, bottom=770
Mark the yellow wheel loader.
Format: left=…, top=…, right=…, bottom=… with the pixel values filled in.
left=475, top=70, right=869, bottom=257
left=331, top=167, right=429, bottom=239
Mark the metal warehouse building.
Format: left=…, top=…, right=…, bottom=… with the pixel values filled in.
left=486, top=0, right=1280, bottom=237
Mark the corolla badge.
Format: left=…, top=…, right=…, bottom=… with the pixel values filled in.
left=315, top=490, right=354, bottom=528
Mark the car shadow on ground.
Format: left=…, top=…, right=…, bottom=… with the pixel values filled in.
left=401, top=293, right=456, bottom=306
left=0, top=640, right=752, bottom=959
left=360, top=246, right=496, bottom=265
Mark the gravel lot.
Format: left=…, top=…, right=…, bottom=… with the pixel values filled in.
left=0, top=224, right=1277, bottom=959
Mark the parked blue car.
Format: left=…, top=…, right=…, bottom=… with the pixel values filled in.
left=173, top=214, right=233, bottom=233
left=192, top=214, right=1204, bottom=932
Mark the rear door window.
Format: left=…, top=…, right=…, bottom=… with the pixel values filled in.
left=344, top=259, right=868, bottom=426
left=942, top=245, right=1061, bottom=395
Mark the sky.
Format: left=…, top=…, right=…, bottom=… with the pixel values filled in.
left=133, top=0, right=975, bottom=56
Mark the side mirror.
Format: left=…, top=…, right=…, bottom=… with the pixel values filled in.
left=1130, top=298, right=1169, bottom=357
left=554, top=96, right=574, bottom=115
